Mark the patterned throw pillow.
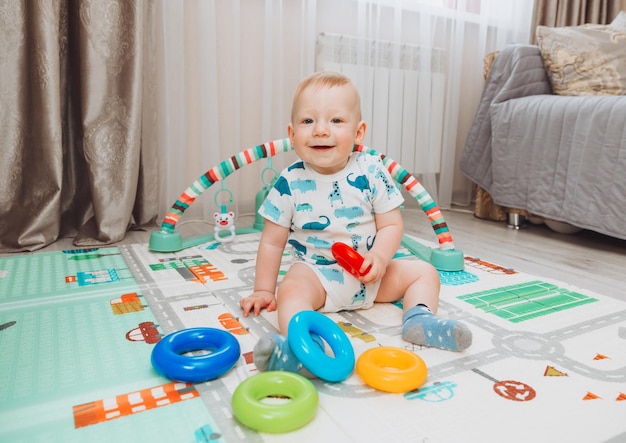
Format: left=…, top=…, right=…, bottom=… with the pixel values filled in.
left=536, top=12, right=626, bottom=96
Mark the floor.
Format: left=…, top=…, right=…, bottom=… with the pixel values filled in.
left=402, top=207, right=626, bottom=302
left=3, top=206, right=626, bottom=442
left=17, top=206, right=625, bottom=302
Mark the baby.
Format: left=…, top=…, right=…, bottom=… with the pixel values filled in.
left=240, top=71, right=472, bottom=375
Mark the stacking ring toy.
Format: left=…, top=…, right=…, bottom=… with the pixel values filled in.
left=151, top=328, right=240, bottom=383
left=288, top=310, right=355, bottom=382
left=356, top=346, right=428, bottom=393
left=232, top=371, right=318, bottom=433
left=331, top=242, right=371, bottom=278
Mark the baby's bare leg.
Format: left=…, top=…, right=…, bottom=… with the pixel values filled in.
left=376, top=259, right=440, bottom=309
left=276, top=263, right=326, bottom=334
left=253, top=263, right=326, bottom=375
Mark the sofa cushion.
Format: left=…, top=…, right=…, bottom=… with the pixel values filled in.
left=612, top=10, right=626, bottom=29
left=536, top=12, right=626, bottom=96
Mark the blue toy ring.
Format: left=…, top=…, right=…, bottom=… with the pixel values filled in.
left=287, top=311, right=355, bottom=382
left=151, top=327, right=241, bottom=383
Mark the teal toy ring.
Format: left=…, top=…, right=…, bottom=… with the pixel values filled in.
left=213, top=187, right=234, bottom=207
left=261, top=166, right=279, bottom=187
left=232, top=371, right=318, bottom=433
left=287, top=310, right=355, bottom=382
left=151, top=328, right=240, bottom=383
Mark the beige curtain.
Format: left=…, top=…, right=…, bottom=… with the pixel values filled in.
left=0, top=0, right=157, bottom=253
left=531, top=0, right=626, bottom=39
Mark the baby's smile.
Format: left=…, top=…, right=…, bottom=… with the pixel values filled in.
left=310, top=145, right=334, bottom=150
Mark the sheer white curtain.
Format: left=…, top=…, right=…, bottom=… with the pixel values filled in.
left=148, top=0, right=534, bottom=226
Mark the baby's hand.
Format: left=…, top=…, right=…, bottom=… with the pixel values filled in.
left=359, top=251, right=389, bottom=285
left=240, top=290, right=277, bottom=317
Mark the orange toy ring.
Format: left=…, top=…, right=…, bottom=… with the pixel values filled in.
left=356, top=347, right=428, bottom=393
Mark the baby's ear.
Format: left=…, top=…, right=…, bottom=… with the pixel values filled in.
left=287, top=123, right=295, bottom=145
left=355, top=120, right=367, bottom=143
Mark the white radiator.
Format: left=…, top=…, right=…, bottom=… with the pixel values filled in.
left=316, top=33, right=445, bottom=175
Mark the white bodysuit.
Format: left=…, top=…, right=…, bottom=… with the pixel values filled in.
left=259, top=151, right=405, bottom=311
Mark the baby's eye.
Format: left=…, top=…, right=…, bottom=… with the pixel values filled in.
left=331, top=118, right=343, bottom=124
left=302, top=118, right=314, bottom=124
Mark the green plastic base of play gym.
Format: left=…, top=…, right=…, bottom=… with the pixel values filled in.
left=400, top=236, right=464, bottom=272
left=149, top=231, right=185, bottom=252
left=430, top=248, right=465, bottom=272
left=150, top=230, right=464, bottom=271
left=149, top=228, right=261, bottom=253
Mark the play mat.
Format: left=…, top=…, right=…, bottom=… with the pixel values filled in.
left=1, top=140, right=625, bottom=442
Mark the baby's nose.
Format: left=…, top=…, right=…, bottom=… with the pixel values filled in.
left=313, top=122, right=330, bottom=136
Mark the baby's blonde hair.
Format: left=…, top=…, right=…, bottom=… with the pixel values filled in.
left=291, top=71, right=362, bottom=121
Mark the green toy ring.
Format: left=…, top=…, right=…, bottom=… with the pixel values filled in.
left=231, top=371, right=318, bottom=433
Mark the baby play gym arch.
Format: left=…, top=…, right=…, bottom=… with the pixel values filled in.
left=149, top=138, right=464, bottom=271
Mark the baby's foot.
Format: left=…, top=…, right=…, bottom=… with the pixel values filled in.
left=253, top=333, right=322, bottom=377
left=402, top=305, right=472, bottom=352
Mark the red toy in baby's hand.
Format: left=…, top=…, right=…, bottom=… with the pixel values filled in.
left=331, top=242, right=371, bottom=278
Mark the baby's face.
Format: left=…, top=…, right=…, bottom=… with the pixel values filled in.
left=288, top=83, right=366, bottom=175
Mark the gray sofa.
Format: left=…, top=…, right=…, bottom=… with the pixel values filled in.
left=460, top=44, right=626, bottom=240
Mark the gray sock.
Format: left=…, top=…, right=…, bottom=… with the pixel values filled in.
left=253, top=333, right=319, bottom=378
left=402, top=305, right=472, bottom=352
